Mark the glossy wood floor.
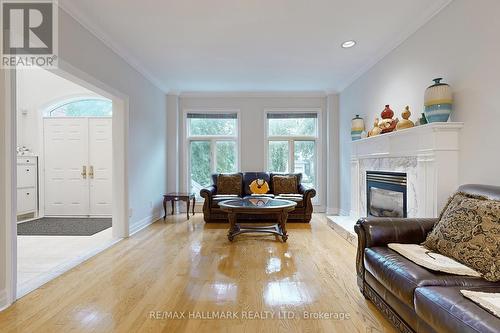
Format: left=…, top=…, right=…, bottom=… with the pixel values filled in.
left=0, top=214, right=395, bottom=333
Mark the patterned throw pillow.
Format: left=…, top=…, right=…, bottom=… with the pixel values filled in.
left=422, top=192, right=500, bottom=282
left=272, top=175, right=298, bottom=195
left=216, top=174, right=242, bottom=195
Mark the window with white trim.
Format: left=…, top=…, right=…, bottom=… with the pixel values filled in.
left=187, top=112, right=239, bottom=196
left=266, top=112, right=318, bottom=189
left=46, top=99, right=112, bottom=117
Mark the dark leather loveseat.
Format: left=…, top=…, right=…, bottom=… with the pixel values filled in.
left=200, top=172, right=316, bottom=223
left=355, top=184, right=500, bottom=333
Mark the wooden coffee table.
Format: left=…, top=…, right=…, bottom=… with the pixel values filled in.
left=219, top=198, right=297, bottom=242
left=163, top=192, right=195, bottom=220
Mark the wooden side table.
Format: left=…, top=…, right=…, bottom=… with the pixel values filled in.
left=163, top=193, right=195, bottom=220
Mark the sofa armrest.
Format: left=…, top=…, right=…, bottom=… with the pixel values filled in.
left=200, top=185, right=216, bottom=200
left=354, top=217, right=437, bottom=293
left=354, top=217, right=437, bottom=248
left=298, top=184, right=316, bottom=199
left=297, top=184, right=316, bottom=222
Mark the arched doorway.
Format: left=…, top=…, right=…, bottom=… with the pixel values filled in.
left=13, top=66, right=127, bottom=299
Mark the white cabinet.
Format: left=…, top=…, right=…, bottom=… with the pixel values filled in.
left=17, top=188, right=37, bottom=213
left=17, top=156, right=38, bottom=217
left=17, top=164, right=37, bottom=188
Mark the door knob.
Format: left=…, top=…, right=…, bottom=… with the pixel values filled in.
left=81, top=166, right=87, bottom=179
left=89, top=165, right=94, bottom=179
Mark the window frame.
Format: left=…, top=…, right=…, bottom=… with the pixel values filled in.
left=44, top=96, right=113, bottom=117
left=184, top=109, right=241, bottom=196
left=264, top=108, right=321, bottom=200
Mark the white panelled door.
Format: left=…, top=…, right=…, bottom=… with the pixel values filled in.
left=44, top=118, right=89, bottom=215
left=88, top=118, right=112, bottom=215
left=43, top=118, right=112, bottom=216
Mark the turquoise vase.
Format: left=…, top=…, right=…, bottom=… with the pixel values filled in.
left=424, top=78, right=453, bottom=122
left=351, top=115, right=365, bottom=141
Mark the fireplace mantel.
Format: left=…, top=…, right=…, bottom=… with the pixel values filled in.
left=351, top=122, right=464, bottom=159
left=350, top=122, right=463, bottom=218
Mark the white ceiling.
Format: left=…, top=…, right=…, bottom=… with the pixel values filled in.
left=60, top=0, right=451, bottom=93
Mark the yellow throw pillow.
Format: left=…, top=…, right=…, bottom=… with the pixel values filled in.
left=249, top=179, right=270, bottom=194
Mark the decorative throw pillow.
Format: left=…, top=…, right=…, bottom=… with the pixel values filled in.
left=272, top=175, right=298, bottom=195
left=422, top=192, right=500, bottom=282
left=216, top=174, right=242, bottom=195
left=249, top=179, right=270, bottom=194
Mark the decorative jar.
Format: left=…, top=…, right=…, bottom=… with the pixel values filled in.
left=351, top=115, right=365, bottom=141
left=424, top=78, right=452, bottom=122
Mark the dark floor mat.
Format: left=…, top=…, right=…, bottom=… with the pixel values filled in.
left=17, top=217, right=112, bottom=236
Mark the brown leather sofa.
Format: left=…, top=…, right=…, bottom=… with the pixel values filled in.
left=200, top=172, right=316, bottom=223
left=355, top=184, right=500, bottom=333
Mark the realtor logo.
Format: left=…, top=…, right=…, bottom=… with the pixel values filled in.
left=1, top=0, right=58, bottom=68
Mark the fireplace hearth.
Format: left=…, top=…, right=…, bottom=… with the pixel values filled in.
left=366, top=171, right=407, bottom=218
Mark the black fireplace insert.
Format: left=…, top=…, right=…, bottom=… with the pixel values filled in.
left=366, top=171, right=407, bottom=218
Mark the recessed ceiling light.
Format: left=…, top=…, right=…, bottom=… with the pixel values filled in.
left=341, top=40, right=357, bottom=48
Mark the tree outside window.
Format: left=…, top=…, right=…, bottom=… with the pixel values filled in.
left=267, top=112, right=318, bottom=190
left=48, top=99, right=112, bottom=117
left=187, top=113, right=238, bottom=196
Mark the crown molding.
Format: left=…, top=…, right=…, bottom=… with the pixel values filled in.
left=337, top=0, right=454, bottom=92
left=325, top=90, right=339, bottom=96
left=58, top=2, right=168, bottom=93
left=166, top=90, right=180, bottom=96
left=179, top=91, right=328, bottom=98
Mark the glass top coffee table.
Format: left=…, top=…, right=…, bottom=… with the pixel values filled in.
left=218, top=197, right=297, bottom=242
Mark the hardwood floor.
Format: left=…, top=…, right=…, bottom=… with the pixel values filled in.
left=0, top=214, right=395, bottom=333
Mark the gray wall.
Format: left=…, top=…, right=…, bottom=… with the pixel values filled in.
left=339, top=0, right=500, bottom=214
left=58, top=9, right=167, bottom=227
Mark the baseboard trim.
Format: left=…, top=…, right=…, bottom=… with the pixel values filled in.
left=0, top=289, right=9, bottom=312
left=326, top=207, right=339, bottom=215
left=312, top=205, right=325, bottom=213
left=129, top=212, right=161, bottom=236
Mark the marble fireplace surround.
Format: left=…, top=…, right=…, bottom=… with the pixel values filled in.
left=350, top=122, right=463, bottom=218
left=328, top=122, right=463, bottom=245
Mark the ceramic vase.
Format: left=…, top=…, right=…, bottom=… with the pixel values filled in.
left=351, top=115, right=365, bottom=141
left=424, top=78, right=452, bottom=122
left=420, top=113, right=428, bottom=124
left=396, top=106, right=415, bottom=130
left=381, top=104, right=394, bottom=119
left=379, top=105, right=398, bottom=134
